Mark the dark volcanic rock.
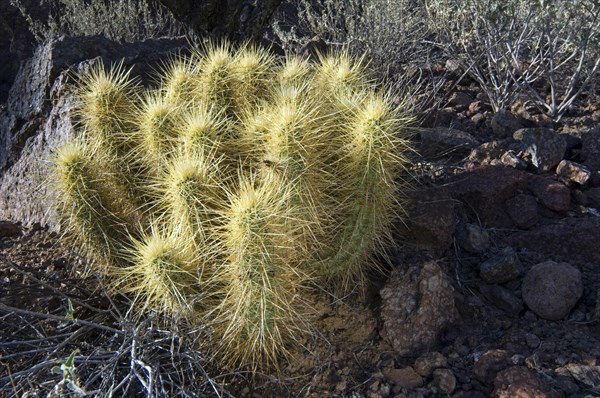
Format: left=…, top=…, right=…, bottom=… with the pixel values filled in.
left=396, top=186, right=456, bottom=254
left=457, top=223, right=490, bottom=254
left=513, top=127, right=566, bottom=173
left=491, top=109, right=523, bottom=138
left=502, top=217, right=600, bottom=264
left=0, top=1, right=37, bottom=103
left=449, top=166, right=530, bottom=227
left=581, top=127, right=600, bottom=172
left=418, top=127, right=481, bottom=159
left=433, top=368, right=457, bottom=394
left=479, top=247, right=522, bottom=284
left=0, top=220, right=21, bottom=238
left=467, top=140, right=506, bottom=165
left=414, top=351, right=448, bottom=377
left=505, top=193, right=539, bottom=229
left=479, top=284, right=524, bottom=315
left=381, top=366, right=423, bottom=388
left=474, top=349, right=511, bottom=385
left=521, top=261, right=583, bottom=321
left=528, top=177, right=571, bottom=213
left=158, top=0, right=282, bottom=41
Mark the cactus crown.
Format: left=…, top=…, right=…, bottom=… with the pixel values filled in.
left=52, top=41, right=412, bottom=370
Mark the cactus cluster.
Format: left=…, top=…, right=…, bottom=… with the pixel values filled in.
left=52, top=41, right=412, bottom=369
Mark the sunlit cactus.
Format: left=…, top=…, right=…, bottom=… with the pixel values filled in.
left=51, top=40, right=413, bottom=370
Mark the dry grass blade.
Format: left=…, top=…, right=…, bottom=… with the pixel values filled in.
left=0, top=253, right=231, bottom=398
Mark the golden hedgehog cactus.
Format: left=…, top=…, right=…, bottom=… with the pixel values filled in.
left=51, top=41, right=413, bottom=370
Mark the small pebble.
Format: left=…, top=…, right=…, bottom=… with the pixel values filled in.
left=511, top=354, right=525, bottom=365
left=525, top=333, right=541, bottom=349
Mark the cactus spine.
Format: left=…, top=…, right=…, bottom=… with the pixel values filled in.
left=52, top=42, right=412, bottom=370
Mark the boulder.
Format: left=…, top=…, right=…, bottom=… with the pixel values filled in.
left=528, top=176, right=571, bottom=213
left=457, top=223, right=490, bottom=254
left=0, top=1, right=37, bottom=103
left=513, top=128, right=566, bottom=173
left=449, top=166, right=530, bottom=227
left=505, top=193, right=539, bottom=229
left=417, top=127, right=480, bottom=159
left=491, top=109, right=523, bottom=138
left=157, top=0, right=282, bottom=41
left=521, top=261, right=583, bottom=321
left=479, top=247, right=522, bottom=284
left=581, top=127, right=600, bottom=172
left=556, top=160, right=591, bottom=185
left=503, top=217, right=600, bottom=264
left=380, top=262, right=457, bottom=356
left=493, top=366, right=546, bottom=398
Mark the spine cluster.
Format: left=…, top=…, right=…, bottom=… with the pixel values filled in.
left=52, top=42, right=412, bottom=369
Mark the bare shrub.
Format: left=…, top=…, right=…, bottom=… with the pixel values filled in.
left=425, top=0, right=600, bottom=120
left=272, top=0, right=432, bottom=74
left=10, top=0, right=185, bottom=43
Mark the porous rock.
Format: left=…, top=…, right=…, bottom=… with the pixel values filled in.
left=474, top=349, right=511, bottom=385
left=414, top=351, right=448, bottom=377
left=556, top=159, right=591, bottom=185
left=491, top=109, right=523, bottom=138
left=521, top=261, right=583, bottom=321
left=380, top=262, right=457, bottom=357
left=513, top=127, right=566, bottom=173
left=493, top=366, right=546, bottom=398
left=505, top=193, right=539, bottom=229
left=528, top=177, right=571, bottom=213
left=457, top=223, right=490, bottom=254
left=433, top=368, right=456, bottom=394
left=479, top=247, right=522, bottom=284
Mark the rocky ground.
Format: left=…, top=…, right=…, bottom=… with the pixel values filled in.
left=2, top=34, right=600, bottom=397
